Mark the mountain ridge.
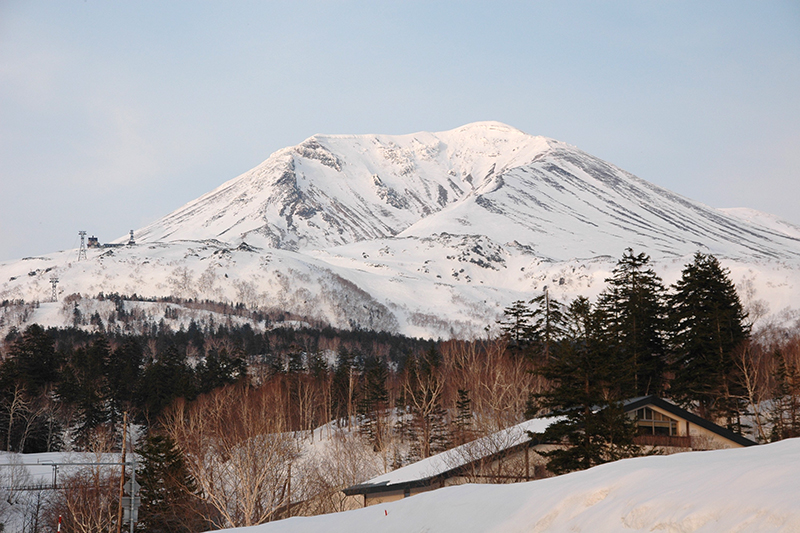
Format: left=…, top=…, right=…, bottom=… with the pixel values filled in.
left=131, top=122, right=800, bottom=261
left=2, top=122, right=799, bottom=338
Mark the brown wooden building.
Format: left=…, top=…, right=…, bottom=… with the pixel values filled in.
left=344, top=396, right=756, bottom=507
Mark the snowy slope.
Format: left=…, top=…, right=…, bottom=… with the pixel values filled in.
left=133, top=122, right=800, bottom=261
left=1, top=122, right=799, bottom=338
left=720, top=207, right=800, bottom=241
left=212, top=438, right=800, bottom=533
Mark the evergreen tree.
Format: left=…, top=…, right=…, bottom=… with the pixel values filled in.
left=529, top=288, right=566, bottom=361
left=533, top=297, right=638, bottom=474
left=138, top=345, right=196, bottom=427
left=58, top=336, right=112, bottom=448
left=358, top=356, right=389, bottom=451
left=453, top=388, right=474, bottom=446
left=107, top=338, right=143, bottom=429
left=5, top=324, right=61, bottom=391
left=498, top=300, right=535, bottom=348
left=307, top=351, right=328, bottom=380
left=668, top=253, right=750, bottom=429
left=196, top=347, right=246, bottom=395
left=287, top=346, right=305, bottom=374
left=137, top=433, right=204, bottom=533
left=332, top=348, right=360, bottom=427
left=595, top=249, right=668, bottom=397
left=0, top=325, right=63, bottom=452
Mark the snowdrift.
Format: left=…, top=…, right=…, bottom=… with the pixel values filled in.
left=213, top=438, right=800, bottom=533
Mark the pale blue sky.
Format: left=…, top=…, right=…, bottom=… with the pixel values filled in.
left=1, top=1, right=798, bottom=261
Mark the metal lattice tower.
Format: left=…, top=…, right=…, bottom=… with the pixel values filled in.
left=50, top=275, right=59, bottom=302
left=78, top=231, right=87, bottom=261
left=128, top=229, right=135, bottom=245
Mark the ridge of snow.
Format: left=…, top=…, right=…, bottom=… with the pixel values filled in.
left=719, top=207, right=800, bottom=240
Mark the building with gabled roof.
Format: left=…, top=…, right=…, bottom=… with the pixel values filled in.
left=344, top=396, right=756, bottom=507
left=624, top=396, right=756, bottom=449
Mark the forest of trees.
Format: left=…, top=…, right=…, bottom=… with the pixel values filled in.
left=0, top=249, right=799, bottom=532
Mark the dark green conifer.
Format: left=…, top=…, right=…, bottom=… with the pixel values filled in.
left=358, top=356, right=389, bottom=451
left=138, top=344, right=196, bottom=427
left=533, top=297, right=638, bottom=474
left=668, top=252, right=749, bottom=429
left=453, top=388, right=474, bottom=445
left=498, top=300, right=535, bottom=347
left=529, top=288, right=566, bottom=361
left=137, top=433, right=204, bottom=533
left=595, top=249, right=668, bottom=397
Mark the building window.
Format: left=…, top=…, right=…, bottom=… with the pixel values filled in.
left=404, top=488, right=411, bottom=498
left=634, top=407, right=678, bottom=436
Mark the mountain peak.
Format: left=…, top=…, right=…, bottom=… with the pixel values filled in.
left=447, top=120, right=527, bottom=135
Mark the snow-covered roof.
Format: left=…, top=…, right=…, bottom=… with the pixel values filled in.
left=346, top=416, right=556, bottom=493
left=214, top=436, right=800, bottom=533
left=346, top=396, right=757, bottom=496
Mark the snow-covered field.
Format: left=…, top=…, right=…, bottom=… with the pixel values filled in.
left=214, top=438, right=800, bottom=533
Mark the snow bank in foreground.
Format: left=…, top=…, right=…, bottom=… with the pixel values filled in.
left=214, top=438, right=800, bottom=533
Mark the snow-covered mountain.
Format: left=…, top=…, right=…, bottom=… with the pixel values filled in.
left=135, top=121, right=800, bottom=261
left=2, top=122, right=799, bottom=338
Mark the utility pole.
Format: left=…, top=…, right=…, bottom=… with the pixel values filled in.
left=116, top=412, right=128, bottom=533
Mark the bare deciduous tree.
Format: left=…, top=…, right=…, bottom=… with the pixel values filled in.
left=43, top=427, right=121, bottom=533
left=163, top=383, right=300, bottom=529
left=735, top=341, right=771, bottom=442
left=291, top=429, right=382, bottom=516
left=442, top=339, right=540, bottom=434
left=0, top=456, right=32, bottom=529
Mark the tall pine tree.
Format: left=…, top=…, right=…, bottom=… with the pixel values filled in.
left=358, top=356, right=390, bottom=451
left=529, top=288, right=565, bottom=361
left=498, top=300, right=535, bottom=348
left=595, top=249, right=668, bottom=397
left=137, top=433, right=204, bottom=533
left=533, top=297, right=638, bottom=474
left=668, top=252, right=749, bottom=429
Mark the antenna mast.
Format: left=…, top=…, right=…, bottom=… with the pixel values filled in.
left=78, top=231, right=87, bottom=261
